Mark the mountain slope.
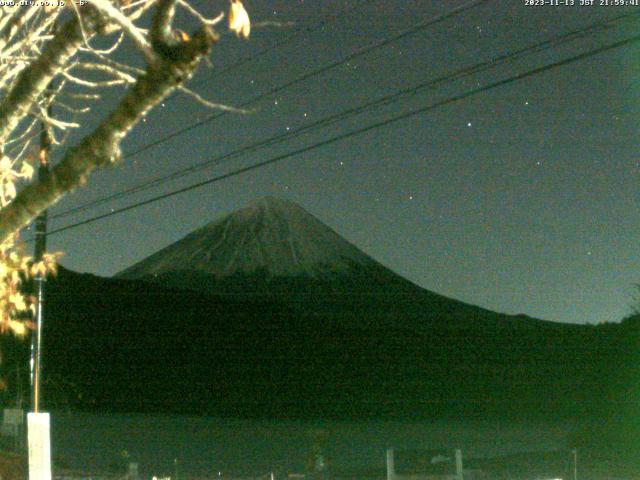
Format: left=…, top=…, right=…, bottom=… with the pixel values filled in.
left=0, top=266, right=627, bottom=422
left=1, top=197, right=634, bottom=426
left=117, top=196, right=379, bottom=279
left=114, top=196, right=516, bottom=330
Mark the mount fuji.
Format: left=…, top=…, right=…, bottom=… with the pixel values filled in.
left=117, top=196, right=380, bottom=279
left=0, top=197, right=631, bottom=425
left=115, top=196, right=492, bottom=326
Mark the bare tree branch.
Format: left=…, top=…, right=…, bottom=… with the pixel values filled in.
left=0, top=25, right=218, bottom=243
left=0, top=0, right=251, bottom=332
left=86, top=0, right=155, bottom=62
left=176, top=0, right=224, bottom=26
left=0, top=14, right=102, bottom=146
left=178, top=85, right=249, bottom=113
left=0, top=5, right=38, bottom=52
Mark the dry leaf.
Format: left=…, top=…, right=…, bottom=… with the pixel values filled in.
left=20, top=161, right=34, bottom=180
left=229, top=0, right=250, bottom=39
left=31, top=261, right=47, bottom=278
left=8, top=319, right=27, bottom=337
left=174, top=29, right=190, bottom=42
left=0, top=156, right=11, bottom=172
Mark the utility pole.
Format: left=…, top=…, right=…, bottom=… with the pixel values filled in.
left=27, top=84, right=54, bottom=480
left=30, top=97, right=52, bottom=413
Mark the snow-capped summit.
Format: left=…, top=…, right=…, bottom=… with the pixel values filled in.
left=117, top=196, right=380, bottom=280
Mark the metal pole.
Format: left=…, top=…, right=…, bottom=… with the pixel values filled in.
left=30, top=98, right=52, bottom=414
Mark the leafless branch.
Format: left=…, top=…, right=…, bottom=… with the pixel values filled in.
left=0, top=19, right=219, bottom=242
left=178, top=85, right=250, bottom=113
left=61, top=70, right=128, bottom=88
left=176, top=0, right=224, bottom=26
left=86, top=0, right=155, bottom=62
left=0, top=13, right=104, bottom=145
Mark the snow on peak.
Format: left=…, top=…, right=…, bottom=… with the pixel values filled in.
left=117, top=196, right=378, bottom=279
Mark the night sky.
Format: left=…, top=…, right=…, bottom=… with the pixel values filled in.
left=29, top=0, right=640, bottom=325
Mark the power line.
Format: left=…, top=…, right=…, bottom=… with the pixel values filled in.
left=98, top=0, right=491, bottom=161
left=165, top=0, right=375, bottom=102
left=50, top=9, right=640, bottom=221
left=40, top=32, right=640, bottom=240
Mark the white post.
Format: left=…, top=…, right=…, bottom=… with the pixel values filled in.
left=27, top=412, right=52, bottom=480
left=386, top=449, right=395, bottom=480
left=129, top=462, right=140, bottom=480
left=455, top=449, right=463, bottom=480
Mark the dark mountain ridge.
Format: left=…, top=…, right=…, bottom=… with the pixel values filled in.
left=114, top=196, right=557, bottom=330
left=21, top=266, right=629, bottom=421
left=0, top=198, right=636, bottom=433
